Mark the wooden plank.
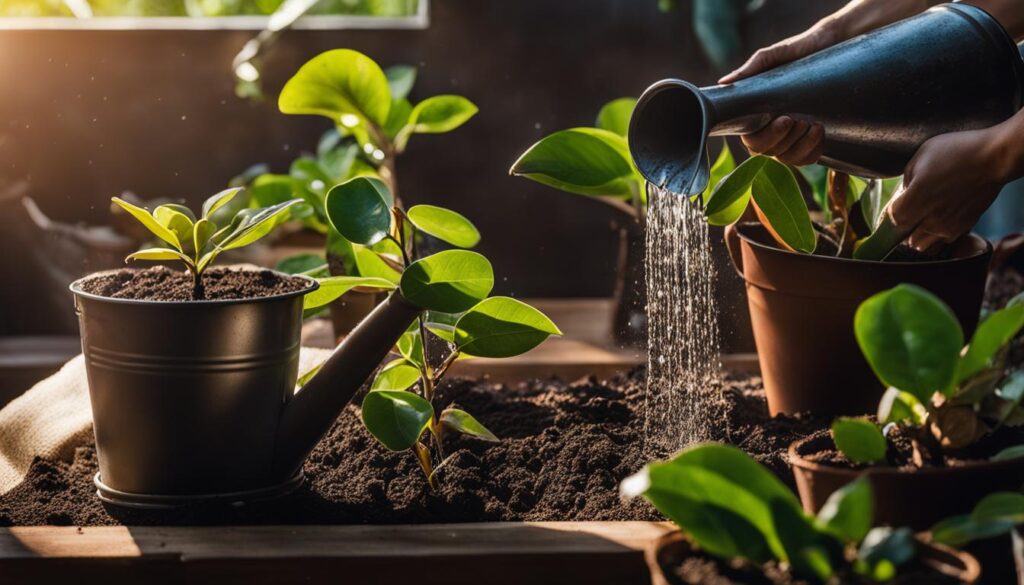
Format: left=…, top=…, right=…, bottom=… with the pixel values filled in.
left=0, top=522, right=672, bottom=585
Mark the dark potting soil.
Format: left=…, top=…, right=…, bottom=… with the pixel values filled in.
left=77, top=266, right=310, bottom=302
left=0, top=371, right=828, bottom=527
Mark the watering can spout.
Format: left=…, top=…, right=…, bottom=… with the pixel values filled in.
left=273, top=292, right=422, bottom=478
left=629, top=3, right=1024, bottom=196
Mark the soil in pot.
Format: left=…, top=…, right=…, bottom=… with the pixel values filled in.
left=0, top=371, right=829, bottom=527
left=79, top=266, right=310, bottom=301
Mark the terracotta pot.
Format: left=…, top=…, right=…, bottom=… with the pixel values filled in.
left=647, top=530, right=980, bottom=585
left=725, top=222, right=991, bottom=416
left=789, top=433, right=1024, bottom=530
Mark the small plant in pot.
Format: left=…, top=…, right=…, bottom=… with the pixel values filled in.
left=790, top=284, right=1024, bottom=529
left=73, top=182, right=559, bottom=508
left=621, top=443, right=984, bottom=584
left=239, top=49, right=478, bottom=336
left=702, top=155, right=991, bottom=416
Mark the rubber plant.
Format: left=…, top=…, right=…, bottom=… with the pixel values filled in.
left=831, top=284, right=1024, bottom=467
left=302, top=176, right=561, bottom=490
left=622, top=443, right=1017, bottom=582
left=112, top=189, right=301, bottom=299
left=701, top=155, right=905, bottom=260
left=241, top=48, right=478, bottom=294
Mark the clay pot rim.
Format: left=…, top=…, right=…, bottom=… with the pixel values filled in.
left=734, top=222, right=992, bottom=267
left=647, top=530, right=980, bottom=584
left=788, top=432, right=1024, bottom=478
left=70, top=266, right=319, bottom=306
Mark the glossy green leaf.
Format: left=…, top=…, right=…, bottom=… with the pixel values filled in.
left=297, top=361, right=323, bottom=388
left=152, top=205, right=194, bottom=248
left=406, top=204, right=481, bottom=248
left=361, top=390, right=433, bottom=451
left=220, top=199, right=302, bottom=250
left=957, top=304, right=1024, bottom=384
left=595, top=97, right=636, bottom=137
left=126, top=247, right=193, bottom=265
left=455, top=297, right=561, bottom=358
left=509, top=128, right=637, bottom=198
left=876, top=388, right=925, bottom=425
left=770, top=499, right=836, bottom=581
left=371, top=360, right=422, bottom=392
left=279, top=48, right=392, bottom=127
left=325, top=176, right=393, bottom=246
left=385, top=64, right=417, bottom=100
left=703, top=155, right=767, bottom=223
left=201, top=187, right=243, bottom=219
left=440, top=408, right=498, bottom=442
left=384, top=97, right=413, bottom=139
left=931, top=493, right=1024, bottom=547
left=192, top=218, right=216, bottom=255
left=831, top=418, right=887, bottom=465
left=750, top=159, right=816, bottom=253
left=992, top=445, right=1024, bottom=462
left=397, top=326, right=424, bottom=368
left=815, top=477, right=872, bottom=543
left=277, top=253, right=326, bottom=276
left=973, top=492, right=1024, bottom=523
left=854, top=284, right=963, bottom=402
left=353, top=245, right=402, bottom=284
left=111, top=197, right=181, bottom=249
left=853, top=215, right=910, bottom=261
left=302, top=276, right=396, bottom=310
left=857, top=528, right=916, bottom=575
left=400, top=250, right=494, bottom=313
left=409, top=95, right=478, bottom=133
left=798, top=165, right=829, bottom=217
left=862, top=177, right=902, bottom=230
left=705, top=143, right=735, bottom=196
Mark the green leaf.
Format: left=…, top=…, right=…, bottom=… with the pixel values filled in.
left=400, top=250, right=494, bottom=313
left=854, top=284, right=963, bottom=402
left=220, top=199, right=302, bottom=251
left=111, top=197, right=181, bottom=250
left=853, top=215, right=910, bottom=261
left=857, top=528, right=916, bottom=575
left=798, top=164, right=829, bottom=216
left=509, top=128, right=638, bottom=198
left=152, top=204, right=195, bottom=249
left=384, top=98, right=413, bottom=140
left=876, top=388, right=925, bottom=425
left=397, top=326, right=424, bottom=367
left=371, top=360, right=421, bottom=392
left=385, top=64, right=417, bottom=100
left=202, top=187, right=243, bottom=219
left=705, top=143, right=735, bottom=196
left=992, top=445, right=1024, bottom=462
left=973, top=492, right=1024, bottom=523
left=360, top=390, right=434, bottom=451
left=957, top=304, right=1024, bottom=384
left=440, top=408, right=498, bottom=442
left=595, top=97, right=636, bottom=137
left=278, top=48, right=392, bottom=127
left=126, top=247, right=194, bottom=265
left=815, top=477, right=873, bottom=543
left=930, top=515, right=1017, bottom=548
left=862, top=177, right=902, bottom=230
left=455, top=297, right=561, bottom=358
left=277, top=253, right=326, bottom=276
left=770, top=499, right=836, bottom=581
left=406, top=204, right=481, bottom=248
left=409, top=95, right=478, bottom=134
left=831, top=418, right=887, bottom=464
left=750, top=159, right=816, bottom=253
left=325, top=176, right=393, bottom=246
left=353, top=245, right=402, bottom=284
left=192, top=218, right=216, bottom=255
left=703, top=155, right=767, bottom=223
left=302, top=276, right=396, bottom=310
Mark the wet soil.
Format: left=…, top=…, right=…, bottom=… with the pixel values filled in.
left=77, top=266, right=310, bottom=301
left=0, top=371, right=826, bottom=527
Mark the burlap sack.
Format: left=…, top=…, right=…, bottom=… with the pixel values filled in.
left=0, top=348, right=332, bottom=495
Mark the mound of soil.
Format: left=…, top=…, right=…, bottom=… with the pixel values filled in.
left=0, top=371, right=826, bottom=527
left=77, top=266, right=310, bottom=301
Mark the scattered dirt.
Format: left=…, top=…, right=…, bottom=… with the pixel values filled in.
left=76, top=266, right=311, bottom=302
left=0, top=371, right=827, bottom=527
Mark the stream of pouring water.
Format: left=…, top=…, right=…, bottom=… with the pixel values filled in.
left=644, top=183, right=722, bottom=453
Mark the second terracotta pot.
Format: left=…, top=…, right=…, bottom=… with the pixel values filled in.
left=725, top=222, right=991, bottom=416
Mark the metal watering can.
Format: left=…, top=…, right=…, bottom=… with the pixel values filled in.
left=629, top=3, right=1024, bottom=195
left=72, top=273, right=421, bottom=508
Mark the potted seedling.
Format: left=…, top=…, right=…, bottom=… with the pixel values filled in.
left=510, top=101, right=746, bottom=347
left=621, top=443, right=983, bottom=584
left=72, top=181, right=559, bottom=508
left=241, top=49, right=478, bottom=336
left=703, top=155, right=991, bottom=415
left=301, top=176, right=562, bottom=490
left=790, top=284, right=1024, bottom=529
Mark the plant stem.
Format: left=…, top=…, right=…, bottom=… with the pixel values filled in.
left=432, top=350, right=460, bottom=386
left=413, top=441, right=439, bottom=492
left=189, top=266, right=205, bottom=300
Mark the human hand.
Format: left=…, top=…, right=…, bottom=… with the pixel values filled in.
left=886, top=127, right=1008, bottom=253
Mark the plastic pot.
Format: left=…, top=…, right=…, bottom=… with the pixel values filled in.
left=647, top=530, right=980, bottom=585
left=789, top=433, right=1024, bottom=530
left=725, top=222, right=991, bottom=416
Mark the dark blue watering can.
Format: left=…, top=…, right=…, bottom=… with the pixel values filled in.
left=629, top=3, right=1024, bottom=195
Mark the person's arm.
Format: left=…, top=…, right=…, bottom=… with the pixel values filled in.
left=889, top=107, right=1024, bottom=252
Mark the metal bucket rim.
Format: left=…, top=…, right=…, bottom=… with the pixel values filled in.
left=70, top=266, right=319, bottom=307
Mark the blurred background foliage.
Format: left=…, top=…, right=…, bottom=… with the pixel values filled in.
left=0, top=0, right=417, bottom=17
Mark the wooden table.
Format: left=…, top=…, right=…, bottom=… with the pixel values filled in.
left=0, top=521, right=673, bottom=584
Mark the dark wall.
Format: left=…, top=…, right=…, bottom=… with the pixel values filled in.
left=0, top=0, right=842, bottom=334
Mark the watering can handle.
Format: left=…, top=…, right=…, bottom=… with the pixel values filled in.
left=724, top=224, right=745, bottom=279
